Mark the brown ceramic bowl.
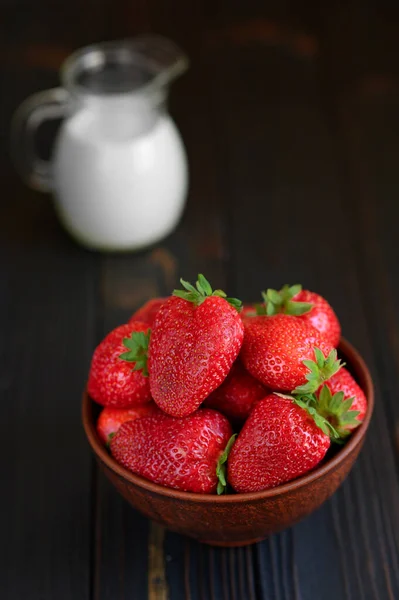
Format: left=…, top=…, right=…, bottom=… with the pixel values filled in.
left=82, top=337, right=374, bottom=547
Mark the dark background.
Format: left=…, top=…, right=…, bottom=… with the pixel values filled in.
left=2, top=2, right=399, bottom=599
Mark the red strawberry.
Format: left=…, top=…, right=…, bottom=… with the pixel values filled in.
left=241, top=314, right=335, bottom=392
left=129, top=297, right=167, bottom=327
left=148, top=275, right=244, bottom=417
left=240, top=304, right=257, bottom=319
left=293, top=289, right=340, bottom=347
left=96, top=402, right=160, bottom=445
left=256, top=284, right=341, bottom=347
left=110, top=408, right=233, bottom=493
left=228, top=394, right=331, bottom=492
left=316, top=367, right=367, bottom=434
left=203, top=360, right=269, bottom=423
left=88, top=322, right=151, bottom=408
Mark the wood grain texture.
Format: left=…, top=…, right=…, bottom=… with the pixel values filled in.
left=0, top=221, right=99, bottom=600
left=92, top=259, right=160, bottom=600
left=148, top=525, right=168, bottom=600
left=203, top=19, right=399, bottom=599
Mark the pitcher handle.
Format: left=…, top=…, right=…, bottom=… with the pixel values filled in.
left=11, top=87, right=70, bottom=192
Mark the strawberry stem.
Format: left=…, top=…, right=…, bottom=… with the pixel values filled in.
left=292, top=348, right=344, bottom=395
left=119, top=329, right=151, bottom=377
left=316, top=385, right=361, bottom=438
left=173, top=274, right=242, bottom=312
left=256, top=283, right=313, bottom=316
left=284, top=381, right=360, bottom=441
left=216, top=434, right=237, bottom=495
left=291, top=396, right=341, bottom=439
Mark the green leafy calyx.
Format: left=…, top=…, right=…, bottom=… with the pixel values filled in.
left=256, top=283, right=312, bottom=316
left=291, top=395, right=341, bottom=439
left=277, top=349, right=359, bottom=441
left=173, top=274, right=242, bottom=311
left=119, top=329, right=151, bottom=376
left=293, top=348, right=344, bottom=395
left=316, top=385, right=361, bottom=437
left=289, top=386, right=360, bottom=441
left=216, top=434, right=237, bottom=495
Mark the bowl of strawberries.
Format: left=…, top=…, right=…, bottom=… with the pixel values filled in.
left=82, top=276, right=373, bottom=547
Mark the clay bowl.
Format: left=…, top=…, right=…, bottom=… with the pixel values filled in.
left=82, top=337, right=374, bottom=547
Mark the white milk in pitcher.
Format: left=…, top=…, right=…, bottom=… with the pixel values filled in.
left=53, top=102, right=188, bottom=251
left=12, top=37, right=190, bottom=251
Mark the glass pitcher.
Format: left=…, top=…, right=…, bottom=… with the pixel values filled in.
left=12, top=36, right=189, bottom=251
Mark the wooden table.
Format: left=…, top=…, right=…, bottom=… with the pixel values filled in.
left=2, top=3, right=399, bottom=599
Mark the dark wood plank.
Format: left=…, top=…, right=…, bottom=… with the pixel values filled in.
left=314, top=8, right=399, bottom=596
left=0, top=192, right=99, bottom=600
left=332, top=85, right=399, bottom=450
left=0, top=3, right=107, bottom=600
left=92, top=257, right=159, bottom=600
left=1, top=0, right=108, bottom=49
left=205, top=32, right=399, bottom=600
left=320, top=79, right=399, bottom=599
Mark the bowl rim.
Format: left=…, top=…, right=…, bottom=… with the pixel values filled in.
left=82, top=336, right=374, bottom=503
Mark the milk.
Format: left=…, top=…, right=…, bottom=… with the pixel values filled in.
left=12, top=37, right=190, bottom=251
left=53, top=104, right=188, bottom=251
